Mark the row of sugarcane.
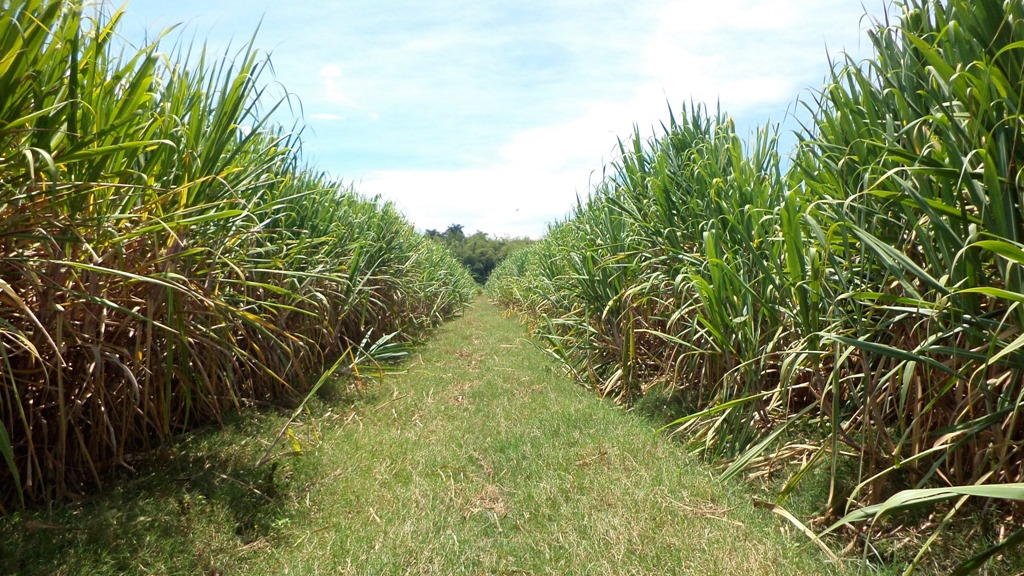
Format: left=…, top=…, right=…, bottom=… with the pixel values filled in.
left=488, top=0, right=1024, bottom=571
left=0, top=0, right=477, bottom=511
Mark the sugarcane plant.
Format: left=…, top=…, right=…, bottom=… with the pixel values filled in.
left=488, top=0, right=1024, bottom=570
left=0, top=0, right=476, bottom=511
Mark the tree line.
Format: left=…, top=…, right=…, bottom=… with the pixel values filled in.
left=426, top=225, right=534, bottom=284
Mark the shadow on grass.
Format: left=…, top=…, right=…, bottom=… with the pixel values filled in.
left=0, top=378, right=388, bottom=576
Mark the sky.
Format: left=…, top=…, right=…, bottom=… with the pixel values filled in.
left=119, top=0, right=891, bottom=238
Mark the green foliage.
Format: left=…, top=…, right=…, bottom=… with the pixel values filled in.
left=487, top=0, right=1024, bottom=571
left=0, top=0, right=475, bottom=511
left=427, top=224, right=534, bottom=284
left=0, top=299, right=842, bottom=575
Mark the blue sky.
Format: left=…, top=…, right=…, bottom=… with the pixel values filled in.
left=120, top=0, right=889, bottom=238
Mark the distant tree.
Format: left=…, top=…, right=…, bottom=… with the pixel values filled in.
left=444, top=224, right=465, bottom=242
left=425, top=224, right=534, bottom=284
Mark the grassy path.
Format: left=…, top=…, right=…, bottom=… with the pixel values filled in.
left=2, top=297, right=839, bottom=575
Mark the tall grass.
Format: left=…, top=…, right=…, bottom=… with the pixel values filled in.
left=488, top=0, right=1024, bottom=568
left=0, top=0, right=475, bottom=511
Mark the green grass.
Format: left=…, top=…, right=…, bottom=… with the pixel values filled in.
left=485, top=2, right=1024, bottom=571
left=0, top=297, right=852, bottom=575
left=0, top=0, right=475, bottom=509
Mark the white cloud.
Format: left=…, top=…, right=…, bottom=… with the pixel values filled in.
left=639, top=0, right=870, bottom=121
left=663, top=0, right=800, bottom=32
left=360, top=165, right=584, bottom=239
left=124, top=0, right=889, bottom=239
left=354, top=0, right=882, bottom=239
left=318, top=64, right=352, bottom=105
